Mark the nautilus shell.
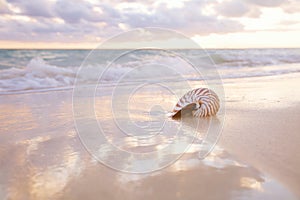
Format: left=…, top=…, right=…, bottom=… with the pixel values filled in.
left=170, top=88, right=220, bottom=118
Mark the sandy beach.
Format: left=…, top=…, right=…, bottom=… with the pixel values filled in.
left=0, top=71, right=299, bottom=200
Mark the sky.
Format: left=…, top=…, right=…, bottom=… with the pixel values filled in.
left=0, top=0, right=300, bottom=49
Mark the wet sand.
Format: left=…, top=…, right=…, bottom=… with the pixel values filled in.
left=0, top=72, right=299, bottom=200
left=220, top=73, right=300, bottom=197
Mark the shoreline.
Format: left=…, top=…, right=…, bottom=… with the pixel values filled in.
left=1, top=69, right=299, bottom=96
left=0, top=72, right=299, bottom=199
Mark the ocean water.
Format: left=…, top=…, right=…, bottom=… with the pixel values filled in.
left=0, top=48, right=300, bottom=94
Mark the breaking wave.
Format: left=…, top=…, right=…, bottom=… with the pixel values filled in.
left=1, top=48, right=300, bottom=95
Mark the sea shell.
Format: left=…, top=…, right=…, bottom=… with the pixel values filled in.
left=170, top=88, right=220, bottom=118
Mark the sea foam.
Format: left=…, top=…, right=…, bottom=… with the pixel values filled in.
left=1, top=49, right=300, bottom=95
left=0, top=57, right=76, bottom=93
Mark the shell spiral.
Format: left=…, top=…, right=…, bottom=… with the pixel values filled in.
left=171, top=88, right=220, bottom=118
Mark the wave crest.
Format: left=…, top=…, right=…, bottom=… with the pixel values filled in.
left=0, top=57, right=76, bottom=93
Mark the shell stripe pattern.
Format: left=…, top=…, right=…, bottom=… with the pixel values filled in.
left=171, top=88, right=220, bottom=117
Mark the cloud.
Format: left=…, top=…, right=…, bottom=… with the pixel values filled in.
left=121, top=1, right=244, bottom=35
left=214, top=0, right=250, bottom=17
left=0, top=0, right=11, bottom=14
left=279, top=20, right=300, bottom=26
left=0, top=0, right=246, bottom=43
left=214, top=0, right=262, bottom=18
left=0, top=15, right=120, bottom=43
left=2, top=0, right=298, bottom=45
left=54, top=0, right=102, bottom=23
left=245, top=7, right=261, bottom=18
left=246, top=0, right=286, bottom=7
left=281, top=0, right=300, bottom=13
left=7, top=0, right=54, bottom=17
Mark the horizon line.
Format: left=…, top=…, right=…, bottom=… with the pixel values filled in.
left=0, top=47, right=300, bottom=50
